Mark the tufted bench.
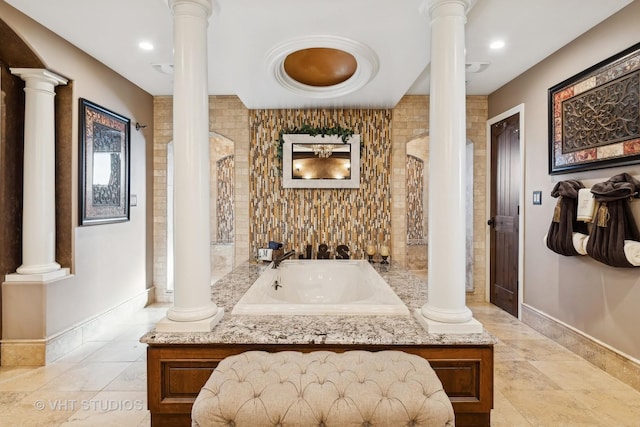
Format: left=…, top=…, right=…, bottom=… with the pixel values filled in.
left=191, top=350, right=454, bottom=427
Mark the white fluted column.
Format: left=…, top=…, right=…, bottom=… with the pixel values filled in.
left=6, top=68, right=68, bottom=282
left=156, top=0, right=223, bottom=332
left=414, top=0, right=482, bottom=333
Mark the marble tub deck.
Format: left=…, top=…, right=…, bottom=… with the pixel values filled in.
left=140, top=261, right=495, bottom=347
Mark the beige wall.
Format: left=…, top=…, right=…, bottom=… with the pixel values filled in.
left=488, top=1, right=640, bottom=359
left=0, top=2, right=153, bottom=338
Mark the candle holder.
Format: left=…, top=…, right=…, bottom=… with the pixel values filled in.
left=365, top=242, right=376, bottom=263
left=379, top=242, right=390, bottom=264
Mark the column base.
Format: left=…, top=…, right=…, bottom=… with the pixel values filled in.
left=414, top=309, right=484, bottom=334
left=156, top=308, right=224, bottom=332
left=5, top=267, right=69, bottom=282
left=16, top=261, right=62, bottom=275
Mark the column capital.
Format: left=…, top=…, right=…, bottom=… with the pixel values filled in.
left=420, top=0, right=476, bottom=17
left=168, top=0, right=218, bottom=17
left=10, top=68, right=68, bottom=87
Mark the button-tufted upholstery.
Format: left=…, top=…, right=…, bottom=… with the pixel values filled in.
left=192, top=350, right=454, bottom=427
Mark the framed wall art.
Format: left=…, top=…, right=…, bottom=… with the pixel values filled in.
left=79, top=98, right=130, bottom=225
left=548, top=42, right=640, bottom=174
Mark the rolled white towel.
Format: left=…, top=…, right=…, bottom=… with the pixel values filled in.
left=572, top=232, right=589, bottom=255
left=544, top=232, right=589, bottom=255
left=624, top=240, right=640, bottom=266
left=577, top=188, right=595, bottom=222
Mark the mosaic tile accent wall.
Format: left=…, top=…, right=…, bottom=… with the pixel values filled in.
left=216, top=155, right=234, bottom=243
left=406, top=155, right=425, bottom=241
left=249, top=109, right=392, bottom=259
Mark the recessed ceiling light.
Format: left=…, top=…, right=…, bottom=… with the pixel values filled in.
left=489, top=40, right=505, bottom=50
left=138, top=41, right=154, bottom=51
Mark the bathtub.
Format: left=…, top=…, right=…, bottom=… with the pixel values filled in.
left=231, top=259, right=409, bottom=315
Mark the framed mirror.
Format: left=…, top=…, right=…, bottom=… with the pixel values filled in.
left=282, top=134, right=360, bottom=188
left=79, top=98, right=130, bottom=225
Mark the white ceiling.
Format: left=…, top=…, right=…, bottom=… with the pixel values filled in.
left=5, top=0, right=633, bottom=109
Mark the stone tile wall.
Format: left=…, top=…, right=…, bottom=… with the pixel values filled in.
left=391, top=95, right=488, bottom=301
left=152, top=95, right=487, bottom=302
left=152, top=96, right=249, bottom=301
left=466, top=96, right=488, bottom=302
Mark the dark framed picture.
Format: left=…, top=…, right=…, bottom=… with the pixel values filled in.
left=79, top=98, right=130, bottom=225
left=548, top=42, right=640, bottom=174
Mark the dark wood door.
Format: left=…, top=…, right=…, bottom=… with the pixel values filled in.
left=489, top=113, right=520, bottom=317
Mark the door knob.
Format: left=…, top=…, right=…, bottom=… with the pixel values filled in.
left=487, top=217, right=495, bottom=227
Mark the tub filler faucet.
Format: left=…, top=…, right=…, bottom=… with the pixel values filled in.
left=272, top=250, right=296, bottom=268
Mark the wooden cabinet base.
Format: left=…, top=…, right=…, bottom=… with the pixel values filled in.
left=146, top=343, right=493, bottom=427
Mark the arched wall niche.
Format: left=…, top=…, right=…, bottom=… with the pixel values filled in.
left=0, top=25, right=73, bottom=265
left=405, top=134, right=429, bottom=272
left=0, top=16, right=73, bottom=339
left=165, top=132, right=236, bottom=294
left=215, top=154, right=235, bottom=242
left=209, top=133, right=235, bottom=283
left=0, top=17, right=46, bottom=279
left=0, top=18, right=44, bottom=68
left=403, top=133, right=475, bottom=291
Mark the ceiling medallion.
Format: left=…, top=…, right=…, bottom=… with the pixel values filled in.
left=284, top=48, right=357, bottom=87
left=265, top=35, right=379, bottom=99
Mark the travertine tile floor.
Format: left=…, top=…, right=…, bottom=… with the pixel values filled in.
left=1, top=301, right=639, bottom=426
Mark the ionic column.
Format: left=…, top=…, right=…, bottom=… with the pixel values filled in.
left=156, top=0, right=223, bottom=332
left=6, top=68, right=68, bottom=282
left=414, top=0, right=482, bottom=333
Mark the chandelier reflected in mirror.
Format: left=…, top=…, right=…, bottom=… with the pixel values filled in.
left=312, top=144, right=334, bottom=158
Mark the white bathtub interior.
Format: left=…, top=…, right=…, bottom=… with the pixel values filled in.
left=231, top=260, right=409, bottom=315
